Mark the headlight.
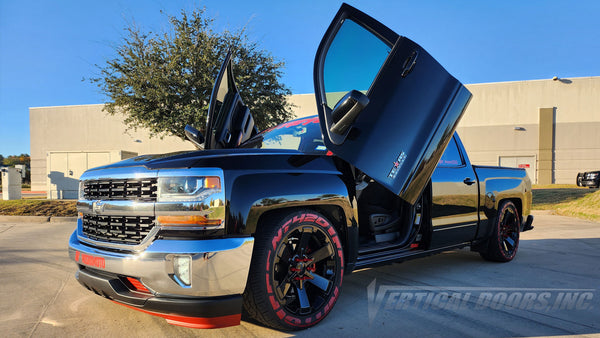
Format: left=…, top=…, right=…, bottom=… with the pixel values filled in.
left=78, top=181, right=85, bottom=200
left=157, top=176, right=221, bottom=202
left=156, top=174, right=224, bottom=229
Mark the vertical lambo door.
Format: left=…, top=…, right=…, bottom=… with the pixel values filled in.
left=204, top=50, right=258, bottom=149
left=314, top=4, right=472, bottom=205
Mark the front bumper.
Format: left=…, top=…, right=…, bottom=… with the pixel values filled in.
left=68, top=231, right=254, bottom=328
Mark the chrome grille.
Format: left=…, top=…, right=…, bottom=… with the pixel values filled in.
left=83, top=178, right=157, bottom=201
left=82, top=215, right=155, bottom=245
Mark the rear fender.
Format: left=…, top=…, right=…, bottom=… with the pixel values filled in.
left=477, top=178, right=528, bottom=239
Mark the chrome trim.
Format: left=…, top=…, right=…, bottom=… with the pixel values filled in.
left=80, top=166, right=158, bottom=181
left=433, top=222, right=478, bottom=231
left=76, top=217, right=161, bottom=252
left=157, top=167, right=225, bottom=178
left=76, top=167, right=227, bottom=250
left=77, top=200, right=155, bottom=216
left=69, top=231, right=254, bottom=297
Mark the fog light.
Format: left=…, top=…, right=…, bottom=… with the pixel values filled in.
left=173, top=255, right=191, bottom=286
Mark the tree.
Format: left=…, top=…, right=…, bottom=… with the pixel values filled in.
left=2, top=154, right=29, bottom=167
left=92, top=8, right=294, bottom=140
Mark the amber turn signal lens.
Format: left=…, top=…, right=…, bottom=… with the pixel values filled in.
left=205, top=177, right=220, bottom=189
left=157, top=215, right=222, bottom=227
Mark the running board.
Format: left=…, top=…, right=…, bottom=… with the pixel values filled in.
left=355, top=243, right=470, bottom=268
left=358, top=241, right=409, bottom=255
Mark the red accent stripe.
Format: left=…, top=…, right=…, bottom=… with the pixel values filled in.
left=126, top=277, right=151, bottom=294
left=112, top=301, right=241, bottom=329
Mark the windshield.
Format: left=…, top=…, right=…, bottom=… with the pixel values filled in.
left=240, top=116, right=327, bottom=154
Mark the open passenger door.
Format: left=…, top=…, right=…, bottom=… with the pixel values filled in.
left=205, top=51, right=258, bottom=149
left=314, top=3, right=472, bottom=205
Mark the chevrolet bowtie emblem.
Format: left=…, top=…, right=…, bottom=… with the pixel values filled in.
left=92, top=200, right=105, bottom=214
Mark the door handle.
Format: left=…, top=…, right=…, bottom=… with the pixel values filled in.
left=401, top=51, right=418, bottom=77
left=463, top=177, right=476, bottom=185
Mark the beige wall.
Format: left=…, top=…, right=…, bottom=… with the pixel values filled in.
left=458, top=76, right=600, bottom=184
left=288, top=93, right=318, bottom=118
left=29, top=104, right=195, bottom=192
left=29, top=76, right=600, bottom=193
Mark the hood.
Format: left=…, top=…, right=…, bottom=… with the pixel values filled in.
left=85, top=148, right=325, bottom=172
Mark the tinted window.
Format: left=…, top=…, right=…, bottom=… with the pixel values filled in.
left=438, top=138, right=463, bottom=167
left=323, top=19, right=391, bottom=108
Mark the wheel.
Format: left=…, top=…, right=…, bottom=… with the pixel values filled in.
left=576, top=173, right=584, bottom=186
left=480, top=201, right=521, bottom=262
left=243, top=210, right=344, bottom=330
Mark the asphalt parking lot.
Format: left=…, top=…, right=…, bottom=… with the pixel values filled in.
left=1, top=211, right=598, bottom=337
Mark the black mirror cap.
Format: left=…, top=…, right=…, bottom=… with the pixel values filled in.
left=185, top=125, right=205, bottom=149
left=330, top=90, right=369, bottom=135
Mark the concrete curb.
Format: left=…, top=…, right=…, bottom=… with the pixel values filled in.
left=0, top=215, right=77, bottom=223
left=0, top=215, right=50, bottom=223
left=50, top=217, right=78, bottom=223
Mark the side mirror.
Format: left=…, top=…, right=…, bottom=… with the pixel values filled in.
left=330, top=90, right=369, bottom=135
left=185, top=125, right=205, bottom=149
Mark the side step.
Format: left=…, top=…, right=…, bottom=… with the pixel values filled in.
left=355, top=243, right=470, bottom=268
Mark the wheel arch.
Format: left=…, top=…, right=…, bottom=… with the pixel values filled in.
left=228, top=172, right=357, bottom=268
left=497, top=197, right=522, bottom=217
left=253, top=204, right=354, bottom=271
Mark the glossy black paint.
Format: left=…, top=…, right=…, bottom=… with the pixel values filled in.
left=430, top=135, right=479, bottom=249
left=92, top=149, right=360, bottom=272
left=313, top=3, right=472, bottom=205
left=472, top=165, right=532, bottom=239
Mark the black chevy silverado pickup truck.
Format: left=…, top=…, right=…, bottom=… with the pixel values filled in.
left=68, top=4, right=533, bottom=331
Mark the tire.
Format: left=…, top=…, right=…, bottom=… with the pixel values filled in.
left=576, top=173, right=584, bottom=186
left=243, top=210, right=344, bottom=330
left=480, top=201, right=521, bottom=262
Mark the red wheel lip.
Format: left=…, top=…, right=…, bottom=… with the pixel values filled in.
left=497, top=203, right=520, bottom=260
left=264, top=212, right=344, bottom=329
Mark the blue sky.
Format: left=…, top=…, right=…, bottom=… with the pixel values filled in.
left=1, top=0, right=599, bottom=156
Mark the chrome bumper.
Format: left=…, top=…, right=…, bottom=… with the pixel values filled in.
left=68, top=231, right=254, bottom=297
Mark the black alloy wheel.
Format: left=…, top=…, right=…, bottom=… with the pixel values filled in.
left=480, top=200, right=521, bottom=262
left=243, top=211, right=344, bottom=330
